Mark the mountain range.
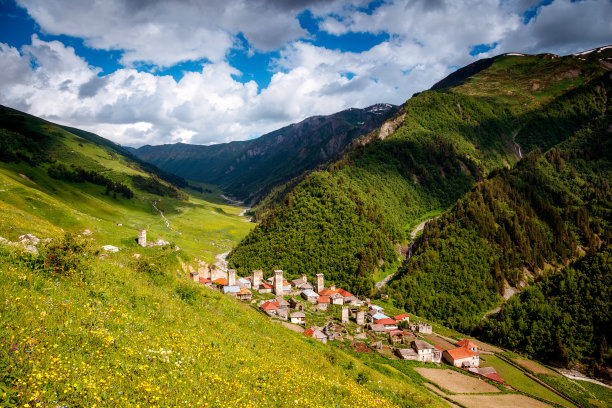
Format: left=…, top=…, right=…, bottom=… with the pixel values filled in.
left=129, top=103, right=399, bottom=205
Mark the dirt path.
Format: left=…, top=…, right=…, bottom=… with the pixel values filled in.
left=214, top=251, right=230, bottom=272
left=558, top=370, right=612, bottom=389
left=376, top=217, right=436, bottom=289
left=152, top=199, right=181, bottom=234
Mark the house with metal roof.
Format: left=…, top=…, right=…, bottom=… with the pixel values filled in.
left=301, top=289, right=319, bottom=303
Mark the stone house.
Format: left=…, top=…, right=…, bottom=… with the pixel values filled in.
left=411, top=340, right=441, bottom=363
left=275, top=297, right=290, bottom=310
left=329, top=293, right=344, bottom=305
left=301, top=289, right=319, bottom=303
left=237, top=277, right=252, bottom=289
left=316, top=295, right=330, bottom=311
left=443, top=347, right=479, bottom=368
left=260, top=300, right=279, bottom=316
left=237, top=288, right=252, bottom=301
left=289, top=297, right=304, bottom=310
left=410, top=322, right=432, bottom=334
left=258, top=282, right=273, bottom=294
left=290, top=312, right=306, bottom=325
left=396, top=347, right=418, bottom=360
left=304, top=327, right=327, bottom=344
left=375, top=318, right=398, bottom=330
left=367, top=323, right=387, bottom=333
left=394, top=313, right=410, bottom=323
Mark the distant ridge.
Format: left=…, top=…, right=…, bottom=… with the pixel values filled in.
left=131, top=103, right=399, bottom=204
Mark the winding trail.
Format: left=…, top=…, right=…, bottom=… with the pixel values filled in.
left=214, top=251, right=230, bottom=272
left=376, top=217, right=436, bottom=289
left=152, top=199, right=182, bottom=234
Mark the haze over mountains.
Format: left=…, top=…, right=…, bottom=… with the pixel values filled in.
left=129, top=103, right=399, bottom=204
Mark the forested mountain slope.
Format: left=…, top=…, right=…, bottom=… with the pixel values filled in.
left=130, top=104, right=398, bottom=204
left=388, top=107, right=611, bottom=331
left=227, top=49, right=611, bottom=297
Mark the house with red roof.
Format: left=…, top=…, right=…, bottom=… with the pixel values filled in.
left=260, top=300, right=279, bottom=316
left=374, top=317, right=397, bottom=330
left=443, top=347, right=479, bottom=368
left=316, top=295, right=330, bottom=311
left=394, top=313, right=410, bottom=322
left=468, top=367, right=503, bottom=383
left=213, top=277, right=228, bottom=286
left=456, top=339, right=479, bottom=352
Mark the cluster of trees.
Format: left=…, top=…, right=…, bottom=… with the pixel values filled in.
left=479, top=247, right=611, bottom=377
left=47, top=163, right=134, bottom=199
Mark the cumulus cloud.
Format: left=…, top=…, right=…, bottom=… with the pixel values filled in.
left=1, top=0, right=610, bottom=147
left=16, top=0, right=315, bottom=66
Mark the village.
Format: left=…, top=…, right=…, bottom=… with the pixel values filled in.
left=183, top=255, right=501, bottom=384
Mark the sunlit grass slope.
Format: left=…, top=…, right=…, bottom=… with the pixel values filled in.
left=0, top=105, right=253, bottom=263
left=0, top=242, right=443, bottom=407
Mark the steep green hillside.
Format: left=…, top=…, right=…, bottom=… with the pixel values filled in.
left=228, top=50, right=611, bottom=296
left=131, top=104, right=399, bottom=204
left=388, top=112, right=611, bottom=331
left=480, top=247, right=611, bottom=378
left=0, top=105, right=253, bottom=263
left=0, top=235, right=443, bottom=408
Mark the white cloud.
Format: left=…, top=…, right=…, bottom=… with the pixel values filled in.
left=1, top=0, right=610, bottom=147
left=16, top=0, right=312, bottom=66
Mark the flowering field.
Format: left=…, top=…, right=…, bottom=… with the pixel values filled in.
left=0, top=241, right=443, bottom=407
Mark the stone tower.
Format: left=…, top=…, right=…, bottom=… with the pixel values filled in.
left=227, top=269, right=236, bottom=286
left=190, top=270, right=199, bottom=283
left=252, top=270, right=263, bottom=289
left=274, top=270, right=284, bottom=296
left=341, top=306, right=349, bottom=324
left=315, top=273, right=324, bottom=293
left=356, top=310, right=365, bottom=325
left=138, top=229, right=146, bottom=247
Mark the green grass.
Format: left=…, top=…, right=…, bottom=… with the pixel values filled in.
left=537, top=375, right=612, bottom=408
left=0, top=238, right=445, bottom=408
left=480, top=354, right=576, bottom=407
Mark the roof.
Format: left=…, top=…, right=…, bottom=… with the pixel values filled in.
left=456, top=339, right=479, bottom=349
left=369, top=324, right=386, bottom=332
left=317, top=295, right=330, bottom=303
left=318, top=288, right=336, bottom=296
left=301, top=289, right=319, bottom=298
left=435, top=345, right=444, bottom=351
left=394, top=313, right=410, bottom=320
left=412, top=340, right=435, bottom=351
left=260, top=301, right=279, bottom=311
left=375, top=318, right=397, bottom=325
left=372, top=312, right=388, bottom=320
left=239, top=288, right=251, bottom=295
left=336, top=288, right=354, bottom=298
left=304, top=328, right=315, bottom=337
left=222, top=285, right=241, bottom=293
left=261, top=283, right=273, bottom=289
left=213, top=278, right=228, bottom=285
left=446, top=347, right=479, bottom=360
left=370, top=305, right=384, bottom=311
left=275, top=297, right=290, bottom=306
left=397, top=348, right=418, bottom=357
left=290, top=312, right=306, bottom=318
left=198, top=277, right=212, bottom=284
left=329, top=293, right=344, bottom=299
left=238, top=277, right=250, bottom=284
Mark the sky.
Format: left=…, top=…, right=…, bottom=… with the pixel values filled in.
left=0, top=0, right=611, bottom=147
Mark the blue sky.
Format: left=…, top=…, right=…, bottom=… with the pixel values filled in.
left=0, top=0, right=610, bottom=146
